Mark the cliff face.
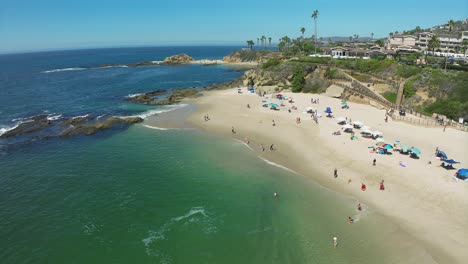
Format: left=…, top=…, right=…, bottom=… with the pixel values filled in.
left=163, top=54, right=194, bottom=64
left=223, top=50, right=283, bottom=63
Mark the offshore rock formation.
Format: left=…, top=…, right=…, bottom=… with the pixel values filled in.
left=60, top=117, right=143, bottom=137
left=162, top=54, right=194, bottom=64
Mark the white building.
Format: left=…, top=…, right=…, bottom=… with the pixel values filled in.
left=386, top=34, right=418, bottom=51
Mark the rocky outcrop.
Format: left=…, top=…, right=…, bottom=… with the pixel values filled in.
left=126, top=90, right=168, bottom=104
left=163, top=54, right=194, bottom=64
left=0, top=115, right=52, bottom=138
left=60, top=117, right=143, bottom=137
left=152, top=89, right=201, bottom=105
left=62, top=116, right=90, bottom=126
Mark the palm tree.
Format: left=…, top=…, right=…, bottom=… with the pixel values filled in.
left=246, top=40, right=254, bottom=50
left=261, top=36, right=267, bottom=49
left=312, top=10, right=319, bottom=54
left=257, top=38, right=260, bottom=46
left=268, top=37, right=272, bottom=47
left=300, top=27, right=306, bottom=53
left=448, top=20, right=455, bottom=31
left=427, top=35, right=440, bottom=61
left=371, top=33, right=374, bottom=40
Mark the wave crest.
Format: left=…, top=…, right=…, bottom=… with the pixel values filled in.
left=41, top=67, right=86, bottom=73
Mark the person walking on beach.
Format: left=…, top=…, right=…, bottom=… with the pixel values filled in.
left=385, top=115, right=388, bottom=123
left=380, top=180, right=385, bottom=191
left=334, top=168, right=338, bottom=178
left=244, top=137, right=249, bottom=145
left=358, top=203, right=362, bottom=211
left=270, top=144, right=275, bottom=151
left=272, top=120, right=276, bottom=126
left=361, top=183, right=367, bottom=191
left=373, top=158, right=376, bottom=166
left=260, top=144, right=265, bottom=152
left=231, top=127, right=236, bottom=134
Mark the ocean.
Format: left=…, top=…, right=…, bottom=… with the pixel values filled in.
left=0, top=47, right=419, bottom=263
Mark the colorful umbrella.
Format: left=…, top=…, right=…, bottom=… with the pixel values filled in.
left=410, top=148, right=421, bottom=155
left=384, top=144, right=393, bottom=150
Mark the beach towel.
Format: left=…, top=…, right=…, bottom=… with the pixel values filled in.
left=399, top=162, right=407, bottom=167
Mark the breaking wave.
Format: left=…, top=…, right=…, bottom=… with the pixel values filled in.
left=41, top=67, right=87, bottom=73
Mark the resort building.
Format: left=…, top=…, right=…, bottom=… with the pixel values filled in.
left=386, top=34, right=417, bottom=50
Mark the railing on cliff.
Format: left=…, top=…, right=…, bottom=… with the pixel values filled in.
left=390, top=113, right=468, bottom=132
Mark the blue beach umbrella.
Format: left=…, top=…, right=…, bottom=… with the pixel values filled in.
left=410, top=147, right=421, bottom=155
left=444, top=159, right=460, bottom=165
left=400, top=145, right=410, bottom=151
left=438, top=151, right=448, bottom=160
left=384, top=144, right=393, bottom=150
left=456, top=169, right=468, bottom=179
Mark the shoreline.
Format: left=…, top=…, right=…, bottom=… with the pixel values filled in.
left=174, top=88, right=468, bottom=263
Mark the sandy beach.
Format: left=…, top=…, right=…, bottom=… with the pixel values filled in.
left=181, top=88, right=468, bottom=263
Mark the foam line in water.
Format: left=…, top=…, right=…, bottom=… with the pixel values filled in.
left=47, top=114, right=62, bottom=121
left=41, top=67, right=87, bottom=73
left=259, top=157, right=298, bottom=174
left=126, top=104, right=188, bottom=119
left=142, top=125, right=169, bottom=131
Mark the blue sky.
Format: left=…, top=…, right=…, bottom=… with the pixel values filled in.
left=1, top=0, right=467, bottom=53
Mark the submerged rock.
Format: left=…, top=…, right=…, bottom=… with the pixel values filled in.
left=126, top=90, right=168, bottom=104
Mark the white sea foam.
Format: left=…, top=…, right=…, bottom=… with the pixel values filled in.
left=47, top=114, right=62, bottom=121
left=126, top=93, right=142, bottom=98
left=126, top=104, right=188, bottom=119
left=0, top=125, right=19, bottom=137
left=41, top=67, right=86, bottom=73
left=142, top=206, right=212, bottom=258
left=259, top=157, right=298, bottom=174
left=142, top=125, right=169, bottom=131
left=70, top=114, right=89, bottom=119
left=233, top=139, right=253, bottom=151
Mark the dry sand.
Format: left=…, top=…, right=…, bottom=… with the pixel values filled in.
left=181, top=88, right=468, bottom=263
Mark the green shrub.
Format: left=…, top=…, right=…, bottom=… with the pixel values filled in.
left=262, top=58, right=281, bottom=69
left=291, top=67, right=305, bottom=93
left=382, top=92, right=397, bottom=103
left=403, top=79, right=416, bottom=98
left=324, top=67, right=338, bottom=79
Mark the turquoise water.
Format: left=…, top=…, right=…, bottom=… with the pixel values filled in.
left=0, top=124, right=410, bottom=263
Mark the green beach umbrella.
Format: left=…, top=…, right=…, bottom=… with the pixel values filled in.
left=410, top=147, right=421, bottom=155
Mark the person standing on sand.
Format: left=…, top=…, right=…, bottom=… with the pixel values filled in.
left=334, top=168, right=338, bottom=178
left=260, top=144, right=265, bottom=151
left=385, top=115, right=388, bottom=123
left=272, top=120, right=276, bottom=126
left=244, top=137, right=249, bottom=144
left=380, top=180, right=385, bottom=190
left=373, top=158, right=376, bottom=166
left=270, top=144, right=275, bottom=150
left=358, top=203, right=362, bottom=211
left=231, top=127, right=236, bottom=134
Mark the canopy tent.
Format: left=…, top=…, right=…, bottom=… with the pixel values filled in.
left=361, top=129, right=372, bottom=134
left=352, top=121, right=363, bottom=126
left=305, top=107, right=315, bottom=112
left=375, top=137, right=385, bottom=142
left=268, top=103, right=279, bottom=107
left=372, top=131, right=382, bottom=136
left=342, top=124, right=353, bottom=130
left=384, top=144, right=393, bottom=150
left=400, top=145, right=410, bottom=151
left=456, top=169, right=468, bottom=180
left=444, top=159, right=460, bottom=165
left=361, top=126, right=371, bottom=131
left=336, top=117, right=346, bottom=123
